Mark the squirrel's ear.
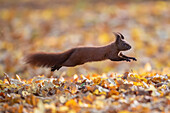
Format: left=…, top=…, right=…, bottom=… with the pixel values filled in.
left=117, top=32, right=124, bottom=39
left=113, top=32, right=121, bottom=43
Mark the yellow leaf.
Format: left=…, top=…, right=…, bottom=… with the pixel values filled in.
left=93, top=89, right=99, bottom=95
left=144, top=63, right=152, bottom=72
left=34, top=100, right=45, bottom=113
left=59, top=106, right=69, bottom=112
left=65, top=99, right=77, bottom=107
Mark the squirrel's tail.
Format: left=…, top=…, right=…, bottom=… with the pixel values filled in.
left=24, top=49, right=75, bottom=68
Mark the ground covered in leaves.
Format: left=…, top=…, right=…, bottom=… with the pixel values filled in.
left=0, top=69, right=170, bottom=113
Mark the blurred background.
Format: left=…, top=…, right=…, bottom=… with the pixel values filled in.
left=0, top=0, right=170, bottom=78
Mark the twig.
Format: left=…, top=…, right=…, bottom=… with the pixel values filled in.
left=4, top=72, right=11, bottom=84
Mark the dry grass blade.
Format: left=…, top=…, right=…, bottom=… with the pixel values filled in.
left=4, top=72, right=11, bottom=84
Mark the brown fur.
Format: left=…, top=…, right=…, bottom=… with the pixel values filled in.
left=24, top=32, right=137, bottom=71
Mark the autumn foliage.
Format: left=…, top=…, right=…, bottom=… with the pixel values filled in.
left=1, top=70, right=170, bottom=113
left=0, top=0, right=170, bottom=113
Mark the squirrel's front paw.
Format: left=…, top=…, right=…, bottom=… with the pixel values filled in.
left=125, top=59, right=131, bottom=62
left=131, top=57, right=137, bottom=61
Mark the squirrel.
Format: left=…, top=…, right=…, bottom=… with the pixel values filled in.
left=24, top=32, right=137, bottom=72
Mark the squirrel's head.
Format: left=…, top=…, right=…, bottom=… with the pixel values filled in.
left=113, top=32, right=131, bottom=51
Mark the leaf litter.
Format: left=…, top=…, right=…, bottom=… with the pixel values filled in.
left=0, top=71, right=169, bottom=113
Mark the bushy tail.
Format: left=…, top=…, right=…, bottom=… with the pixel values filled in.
left=24, top=49, right=75, bottom=68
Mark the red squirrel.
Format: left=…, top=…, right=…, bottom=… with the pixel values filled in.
left=24, top=32, right=137, bottom=72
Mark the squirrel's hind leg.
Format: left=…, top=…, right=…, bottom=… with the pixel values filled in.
left=51, top=66, right=62, bottom=72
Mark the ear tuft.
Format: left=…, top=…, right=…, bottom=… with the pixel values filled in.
left=117, top=32, right=124, bottom=39
left=113, top=32, right=124, bottom=43
left=113, top=32, right=124, bottom=40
